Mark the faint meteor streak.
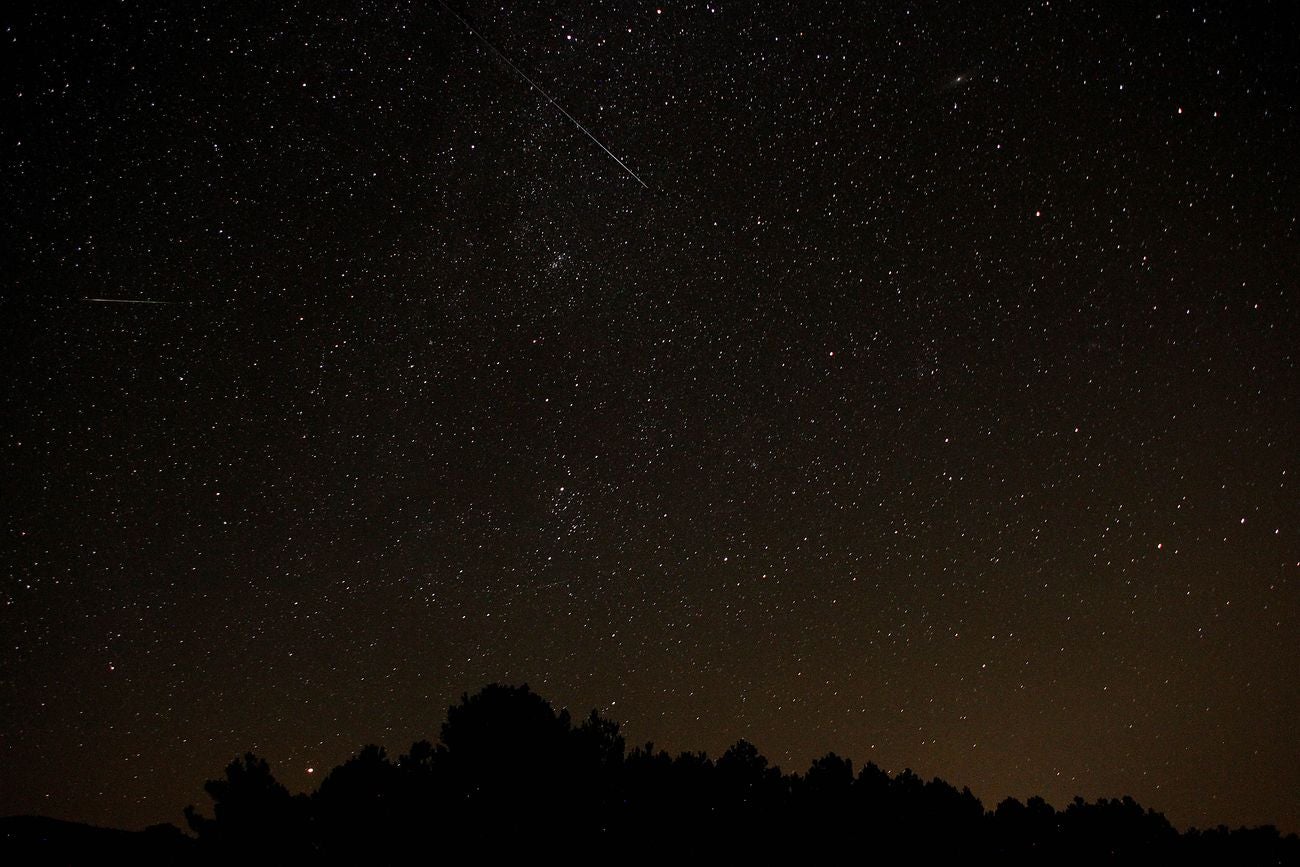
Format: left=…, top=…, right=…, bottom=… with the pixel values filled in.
left=436, top=0, right=650, bottom=190
left=84, top=297, right=185, bottom=305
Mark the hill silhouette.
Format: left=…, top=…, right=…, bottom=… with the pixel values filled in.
left=0, top=815, right=195, bottom=864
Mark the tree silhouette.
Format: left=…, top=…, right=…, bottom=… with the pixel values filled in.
left=175, top=683, right=1300, bottom=864
left=805, top=751, right=854, bottom=796
left=313, top=744, right=404, bottom=861
left=184, top=752, right=309, bottom=860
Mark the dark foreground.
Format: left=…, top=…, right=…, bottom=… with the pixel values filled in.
left=6, top=685, right=1297, bottom=865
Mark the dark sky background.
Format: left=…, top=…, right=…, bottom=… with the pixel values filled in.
left=3, top=0, right=1297, bottom=835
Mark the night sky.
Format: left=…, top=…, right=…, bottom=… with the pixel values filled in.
left=3, top=1, right=1297, bottom=835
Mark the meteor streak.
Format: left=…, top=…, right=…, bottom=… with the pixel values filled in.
left=436, top=0, right=649, bottom=190
left=84, top=297, right=186, bottom=305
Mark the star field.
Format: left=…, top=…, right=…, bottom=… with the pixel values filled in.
left=2, top=1, right=1297, bottom=834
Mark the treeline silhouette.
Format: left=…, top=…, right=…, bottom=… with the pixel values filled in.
left=174, top=684, right=1293, bottom=865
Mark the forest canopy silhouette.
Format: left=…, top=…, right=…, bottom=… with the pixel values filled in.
left=141, top=683, right=1296, bottom=865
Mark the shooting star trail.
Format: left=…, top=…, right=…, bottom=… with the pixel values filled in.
left=436, top=0, right=650, bottom=190
left=84, top=297, right=186, bottom=305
